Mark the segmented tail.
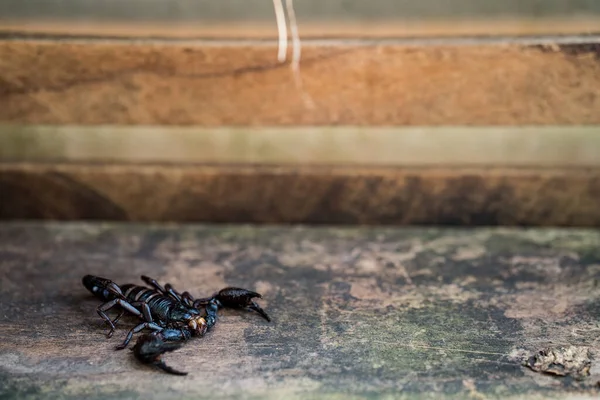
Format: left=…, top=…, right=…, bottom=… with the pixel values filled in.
left=82, top=275, right=119, bottom=301
left=153, top=358, right=188, bottom=376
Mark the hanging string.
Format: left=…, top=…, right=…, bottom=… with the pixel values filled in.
left=285, top=0, right=301, bottom=71
left=272, top=0, right=288, bottom=62
left=272, top=0, right=314, bottom=108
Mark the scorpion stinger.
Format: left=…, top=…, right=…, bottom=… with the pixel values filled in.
left=132, top=332, right=188, bottom=376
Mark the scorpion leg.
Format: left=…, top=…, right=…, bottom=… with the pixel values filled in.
left=106, top=282, right=125, bottom=298
left=112, top=309, right=126, bottom=325
left=130, top=301, right=154, bottom=323
left=141, top=275, right=167, bottom=294
left=164, top=284, right=183, bottom=302
left=141, top=276, right=183, bottom=303
left=115, top=322, right=163, bottom=350
left=84, top=276, right=131, bottom=332
left=115, top=300, right=164, bottom=349
left=97, top=298, right=143, bottom=338
left=102, top=281, right=129, bottom=329
left=204, top=299, right=219, bottom=328
left=181, top=291, right=195, bottom=307
left=191, top=295, right=212, bottom=307
left=110, top=300, right=155, bottom=332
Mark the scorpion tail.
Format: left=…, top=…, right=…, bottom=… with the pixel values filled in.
left=82, top=275, right=124, bottom=301
left=82, top=275, right=110, bottom=298
left=82, top=274, right=102, bottom=293
left=152, top=359, right=188, bottom=376
left=133, top=333, right=188, bottom=376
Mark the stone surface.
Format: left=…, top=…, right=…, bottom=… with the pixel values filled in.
left=1, top=222, right=600, bottom=399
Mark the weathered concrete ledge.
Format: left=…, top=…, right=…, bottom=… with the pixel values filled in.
left=1, top=222, right=600, bottom=399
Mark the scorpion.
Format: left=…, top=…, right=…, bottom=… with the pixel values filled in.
left=82, top=274, right=271, bottom=375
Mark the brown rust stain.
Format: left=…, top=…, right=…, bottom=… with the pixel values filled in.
left=1, top=163, right=600, bottom=226
left=533, top=43, right=600, bottom=61
left=1, top=40, right=600, bottom=126
left=0, top=169, right=127, bottom=220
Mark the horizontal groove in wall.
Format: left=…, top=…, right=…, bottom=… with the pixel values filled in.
left=1, top=125, right=600, bottom=167
left=2, top=18, right=600, bottom=40
left=2, top=0, right=600, bottom=39
left=1, top=162, right=599, bottom=226
left=3, top=0, right=600, bottom=20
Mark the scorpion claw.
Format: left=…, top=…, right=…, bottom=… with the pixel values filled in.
left=215, top=287, right=271, bottom=322
left=133, top=333, right=187, bottom=376
left=248, top=301, right=272, bottom=322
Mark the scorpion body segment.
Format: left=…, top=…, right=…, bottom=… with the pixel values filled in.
left=82, top=274, right=271, bottom=375
left=83, top=274, right=212, bottom=342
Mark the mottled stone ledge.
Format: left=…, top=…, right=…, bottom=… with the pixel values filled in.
left=1, top=223, right=600, bottom=399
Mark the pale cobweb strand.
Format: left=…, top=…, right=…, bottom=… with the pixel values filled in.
left=285, top=0, right=301, bottom=71
left=285, top=0, right=315, bottom=108
left=272, top=0, right=288, bottom=62
left=271, top=0, right=315, bottom=108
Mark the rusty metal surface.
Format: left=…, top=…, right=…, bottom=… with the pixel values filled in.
left=1, top=222, right=600, bottom=399
left=1, top=40, right=600, bottom=126
left=1, top=163, right=600, bottom=226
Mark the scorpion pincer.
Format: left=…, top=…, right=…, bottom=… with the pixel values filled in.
left=82, top=274, right=271, bottom=375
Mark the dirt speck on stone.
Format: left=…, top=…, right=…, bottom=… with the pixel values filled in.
left=524, top=346, right=593, bottom=381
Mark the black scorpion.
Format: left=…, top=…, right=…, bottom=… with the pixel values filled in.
left=82, top=274, right=271, bottom=375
